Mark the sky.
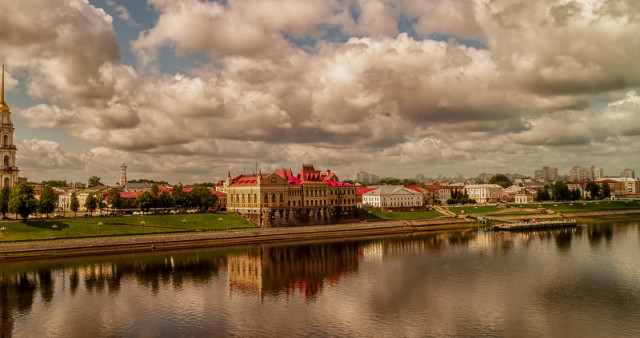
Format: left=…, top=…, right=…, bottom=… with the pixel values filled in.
left=2, top=0, right=640, bottom=185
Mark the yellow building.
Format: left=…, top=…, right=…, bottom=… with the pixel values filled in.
left=0, top=66, right=19, bottom=188
left=224, top=165, right=357, bottom=226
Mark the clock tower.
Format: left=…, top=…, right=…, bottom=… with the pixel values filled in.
left=0, top=65, right=19, bottom=188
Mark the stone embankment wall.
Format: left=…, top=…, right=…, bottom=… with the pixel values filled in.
left=261, top=207, right=336, bottom=227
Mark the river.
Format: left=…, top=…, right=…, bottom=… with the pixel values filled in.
left=1, top=218, right=639, bottom=337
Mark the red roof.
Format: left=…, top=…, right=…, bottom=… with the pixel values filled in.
left=596, top=179, right=618, bottom=184
left=356, top=187, right=377, bottom=196
left=297, top=164, right=322, bottom=181
left=120, top=191, right=142, bottom=199
left=405, top=186, right=425, bottom=194
left=325, top=180, right=353, bottom=187
left=212, top=190, right=226, bottom=196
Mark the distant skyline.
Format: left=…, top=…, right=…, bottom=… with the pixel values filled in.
left=1, top=0, right=640, bottom=184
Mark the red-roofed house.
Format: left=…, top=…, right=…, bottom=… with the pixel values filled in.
left=224, top=164, right=356, bottom=227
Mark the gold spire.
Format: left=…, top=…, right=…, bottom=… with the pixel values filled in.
left=0, top=64, right=8, bottom=113
left=1, top=65, right=4, bottom=104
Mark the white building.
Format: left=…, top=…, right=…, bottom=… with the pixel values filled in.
left=464, top=184, right=504, bottom=204
left=362, top=186, right=423, bottom=208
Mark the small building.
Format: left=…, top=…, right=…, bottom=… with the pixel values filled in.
left=361, top=185, right=423, bottom=208
left=464, top=184, right=504, bottom=204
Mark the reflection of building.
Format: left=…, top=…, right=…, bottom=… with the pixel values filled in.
left=0, top=66, right=19, bottom=188
left=227, top=243, right=359, bottom=300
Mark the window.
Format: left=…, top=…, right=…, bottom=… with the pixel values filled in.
left=279, top=193, right=284, bottom=203
left=2, top=135, right=7, bottom=146
left=271, top=194, right=276, bottom=203
left=3, top=156, right=8, bottom=166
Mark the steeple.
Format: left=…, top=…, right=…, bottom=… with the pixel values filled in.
left=0, top=65, right=9, bottom=113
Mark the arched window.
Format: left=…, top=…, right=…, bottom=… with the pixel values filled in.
left=254, top=194, right=257, bottom=204
left=3, top=135, right=7, bottom=146
left=264, top=194, right=268, bottom=204
left=287, top=201, right=291, bottom=206
left=271, top=194, right=276, bottom=203
left=279, top=193, right=283, bottom=203
left=3, top=156, right=8, bottom=166
left=242, top=194, right=245, bottom=204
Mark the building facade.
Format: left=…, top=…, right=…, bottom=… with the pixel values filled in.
left=0, top=66, right=19, bottom=188
left=464, top=184, right=504, bottom=204
left=361, top=185, right=423, bottom=208
left=224, top=165, right=357, bottom=227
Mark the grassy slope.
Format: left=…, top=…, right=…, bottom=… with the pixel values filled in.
left=359, top=207, right=443, bottom=221
left=0, top=213, right=254, bottom=242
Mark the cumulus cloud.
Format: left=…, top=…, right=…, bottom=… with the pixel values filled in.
left=5, top=0, right=640, bottom=181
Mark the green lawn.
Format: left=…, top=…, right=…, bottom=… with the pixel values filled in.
left=446, top=206, right=502, bottom=215
left=507, top=201, right=640, bottom=213
left=0, top=213, right=254, bottom=242
left=359, top=207, right=443, bottom=221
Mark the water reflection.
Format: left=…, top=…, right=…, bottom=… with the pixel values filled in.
left=228, top=242, right=360, bottom=300
left=0, top=220, right=639, bottom=337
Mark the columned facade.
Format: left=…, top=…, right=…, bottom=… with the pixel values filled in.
left=0, top=65, right=18, bottom=188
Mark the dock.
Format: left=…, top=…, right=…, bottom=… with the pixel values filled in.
left=491, top=220, right=577, bottom=231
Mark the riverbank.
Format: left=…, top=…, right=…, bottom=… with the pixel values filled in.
left=2, top=209, right=640, bottom=260
left=0, top=218, right=478, bottom=260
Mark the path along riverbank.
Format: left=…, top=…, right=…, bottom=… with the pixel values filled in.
left=2, top=209, right=640, bottom=260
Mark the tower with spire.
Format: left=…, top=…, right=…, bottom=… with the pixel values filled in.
left=0, top=65, right=19, bottom=188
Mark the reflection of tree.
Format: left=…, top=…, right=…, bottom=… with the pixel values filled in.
left=0, top=273, right=37, bottom=337
left=554, top=229, right=573, bottom=253
left=587, top=224, right=613, bottom=249
left=69, top=268, right=79, bottom=295
left=38, top=269, right=55, bottom=304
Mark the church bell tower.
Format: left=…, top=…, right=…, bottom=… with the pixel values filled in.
left=0, top=65, right=19, bottom=188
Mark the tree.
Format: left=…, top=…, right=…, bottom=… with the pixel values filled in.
left=41, top=180, right=68, bottom=187
left=150, top=184, right=160, bottom=213
left=159, top=190, right=173, bottom=209
left=70, top=192, right=80, bottom=217
left=107, top=188, right=122, bottom=215
left=375, top=177, right=402, bottom=185
left=535, top=187, right=551, bottom=202
left=585, top=181, right=600, bottom=200
left=552, top=181, right=571, bottom=201
left=172, top=185, right=186, bottom=212
left=95, top=192, right=106, bottom=212
left=135, top=191, right=153, bottom=214
left=85, top=193, right=98, bottom=216
left=39, top=185, right=57, bottom=217
left=600, top=182, right=611, bottom=200
left=0, top=186, right=10, bottom=218
left=188, top=186, right=213, bottom=212
left=128, top=179, right=169, bottom=185
left=571, top=188, right=582, bottom=201
left=8, top=183, right=38, bottom=221
left=474, top=177, right=486, bottom=184
left=87, top=176, right=103, bottom=188
left=489, top=174, right=512, bottom=188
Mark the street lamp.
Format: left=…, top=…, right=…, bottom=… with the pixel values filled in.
left=51, top=224, right=58, bottom=238
left=0, top=226, right=5, bottom=240
left=140, top=220, right=146, bottom=227
left=98, top=222, right=103, bottom=232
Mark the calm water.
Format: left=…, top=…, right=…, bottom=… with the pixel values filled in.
left=1, top=219, right=639, bottom=337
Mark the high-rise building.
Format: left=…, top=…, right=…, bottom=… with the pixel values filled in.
left=620, top=169, right=635, bottom=178
left=356, top=171, right=380, bottom=184
left=0, top=65, right=19, bottom=188
left=534, top=166, right=558, bottom=183
left=569, top=165, right=602, bottom=181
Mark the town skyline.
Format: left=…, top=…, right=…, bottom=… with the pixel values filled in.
left=2, top=1, right=640, bottom=183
